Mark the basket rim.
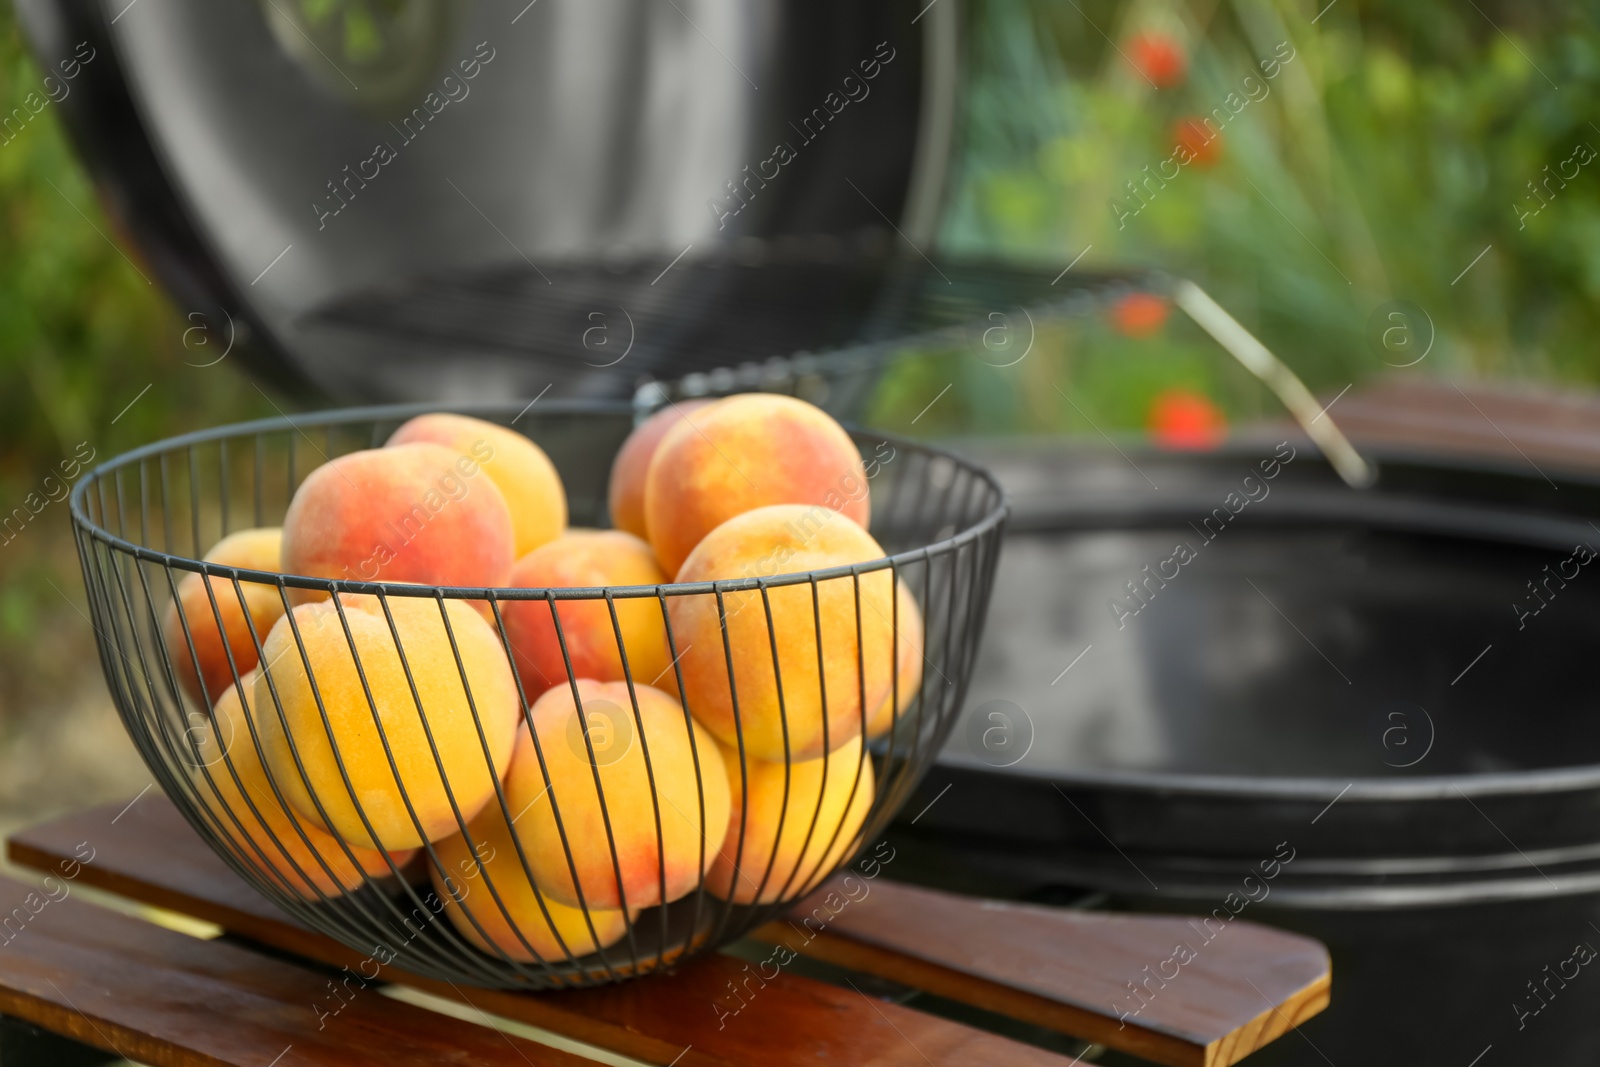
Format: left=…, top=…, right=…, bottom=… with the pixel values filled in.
left=70, top=399, right=1011, bottom=599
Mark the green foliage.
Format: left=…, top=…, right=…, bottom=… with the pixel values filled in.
left=0, top=8, right=266, bottom=675
left=0, top=11, right=265, bottom=488
left=874, top=0, right=1600, bottom=437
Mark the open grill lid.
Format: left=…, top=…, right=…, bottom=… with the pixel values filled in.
left=18, top=0, right=960, bottom=402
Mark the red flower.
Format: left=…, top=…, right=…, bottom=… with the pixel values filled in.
left=1172, top=117, right=1223, bottom=168
left=1148, top=389, right=1227, bottom=450
left=1110, top=292, right=1170, bottom=338
left=1129, top=32, right=1187, bottom=89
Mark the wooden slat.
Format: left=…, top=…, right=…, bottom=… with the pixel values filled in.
left=9, top=797, right=1080, bottom=1067
left=1329, top=377, right=1600, bottom=473
left=760, top=878, right=1329, bottom=1067
left=0, top=873, right=589, bottom=1067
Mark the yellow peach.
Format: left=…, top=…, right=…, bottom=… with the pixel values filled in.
left=644, top=394, right=869, bottom=576
left=709, top=735, right=873, bottom=904
left=280, top=443, right=515, bottom=598
left=164, top=528, right=286, bottom=705
left=430, top=798, right=629, bottom=964
left=388, top=413, right=568, bottom=558
left=500, top=531, right=675, bottom=701
left=607, top=399, right=715, bottom=542
left=865, top=580, right=925, bottom=740
left=254, top=593, right=520, bottom=851
left=509, top=680, right=729, bottom=911
left=668, top=504, right=899, bottom=762
left=191, top=672, right=412, bottom=899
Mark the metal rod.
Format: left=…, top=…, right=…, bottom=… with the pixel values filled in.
left=1173, top=279, right=1375, bottom=489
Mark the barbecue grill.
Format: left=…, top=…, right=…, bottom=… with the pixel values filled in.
left=17, top=0, right=962, bottom=400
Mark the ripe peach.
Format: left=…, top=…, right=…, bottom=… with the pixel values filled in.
left=668, top=505, right=899, bottom=762
left=430, top=799, right=629, bottom=963
left=163, top=528, right=286, bottom=706
left=387, top=413, right=567, bottom=558
left=280, top=443, right=515, bottom=597
left=191, top=672, right=412, bottom=899
left=509, top=680, right=730, bottom=911
left=607, top=399, right=714, bottom=542
left=500, top=531, right=675, bottom=701
left=253, top=593, right=520, bottom=851
left=644, top=394, right=869, bottom=576
left=865, top=580, right=926, bottom=740
left=709, top=735, right=874, bottom=904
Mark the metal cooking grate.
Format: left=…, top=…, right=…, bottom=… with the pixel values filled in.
left=300, top=244, right=1153, bottom=395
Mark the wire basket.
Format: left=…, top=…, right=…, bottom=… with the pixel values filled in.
left=69, top=400, right=1007, bottom=989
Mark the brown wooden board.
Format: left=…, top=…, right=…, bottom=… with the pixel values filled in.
left=1314, top=377, right=1600, bottom=474
left=9, top=797, right=1084, bottom=1067
left=761, top=878, right=1330, bottom=1067
left=0, top=873, right=591, bottom=1067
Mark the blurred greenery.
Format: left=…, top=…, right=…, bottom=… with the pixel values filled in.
left=871, top=0, right=1600, bottom=437
left=0, top=17, right=268, bottom=472
left=0, top=5, right=267, bottom=712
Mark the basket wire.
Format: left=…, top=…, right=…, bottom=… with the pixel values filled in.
left=71, top=401, right=1006, bottom=988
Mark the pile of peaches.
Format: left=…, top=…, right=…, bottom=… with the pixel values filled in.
left=163, top=394, right=922, bottom=963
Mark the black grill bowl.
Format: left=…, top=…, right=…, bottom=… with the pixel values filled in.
left=68, top=401, right=1005, bottom=989
left=895, top=439, right=1600, bottom=1064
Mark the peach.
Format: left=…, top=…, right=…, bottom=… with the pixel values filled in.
left=388, top=413, right=567, bottom=558
left=500, top=531, right=675, bottom=701
left=709, top=735, right=874, bottom=904
left=253, top=593, right=520, bottom=851
left=280, top=443, right=515, bottom=597
left=668, top=504, right=899, bottom=762
left=865, top=580, right=926, bottom=740
left=163, top=528, right=286, bottom=705
left=607, top=399, right=714, bottom=542
left=191, top=672, right=412, bottom=899
left=430, top=798, right=629, bottom=963
left=509, top=680, right=729, bottom=911
left=644, top=394, right=869, bottom=576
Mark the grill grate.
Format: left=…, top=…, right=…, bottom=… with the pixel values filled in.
left=300, top=245, right=1153, bottom=406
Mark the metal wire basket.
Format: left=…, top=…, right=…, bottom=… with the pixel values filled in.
left=70, top=400, right=1006, bottom=989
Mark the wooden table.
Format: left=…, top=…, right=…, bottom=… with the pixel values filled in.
left=0, top=795, right=1327, bottom=1067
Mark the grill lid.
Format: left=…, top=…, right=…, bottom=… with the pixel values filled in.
left=18, top=0, right=958, bottom=401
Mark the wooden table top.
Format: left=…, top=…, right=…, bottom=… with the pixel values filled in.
left=1, top=795, right=1328, bottom=1067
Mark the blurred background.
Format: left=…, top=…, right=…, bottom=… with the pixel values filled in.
left=0, top=0, right=1592, bottom=833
